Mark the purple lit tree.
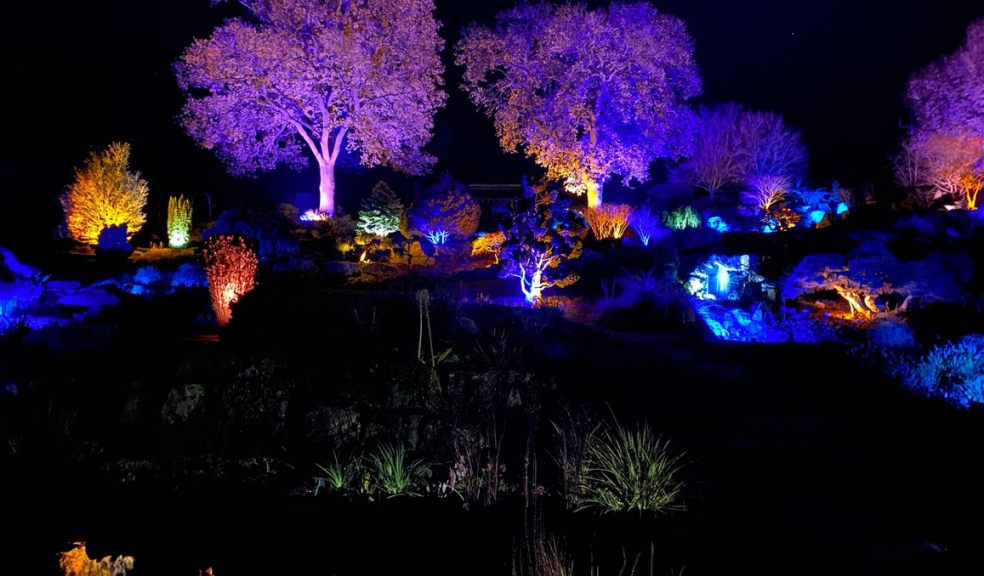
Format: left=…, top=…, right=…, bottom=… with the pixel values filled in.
left=175, top=0, right=447, bottom=216
left=896, top=19, right=984, bottom=209
left=678, top=103, right=806, bottom=200
left=456, top=2, right=701, bottom=209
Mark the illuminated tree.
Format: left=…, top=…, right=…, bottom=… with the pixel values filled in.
left=61, top=142, right=148, bottom=245
left=679, top=103, right=806, bottom=198
left=742, top=174, right=791, bottom=214
left=175, top=0, right=447, bottom=216
left=357, top=181, right=404, bottom=237
left=907, top=19, right=984, bottom=138
left=471, top=230, right=506, bottom=263
left=167, top=195, right=193, bottom=248
left=736, top=110, right=808, bottom=182
left=203, top=235, right=259, bottom=325
left=500, top=190, right=586, bottom=305
left=628, top=206, right=661, bottom=246
left=680, top=103, right=745, bottom=197
left=408, top=173, right=481, bottom=244
left=457, top=1, right=701, bottom=208
left=898, top=19, right=984, bottom=209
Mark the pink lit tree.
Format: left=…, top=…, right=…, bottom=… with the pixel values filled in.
left=175, top=0, right=447, bottom=216
left=456, top=1, right=701, bottom=209
left=896, top=19, right=984, bottom=209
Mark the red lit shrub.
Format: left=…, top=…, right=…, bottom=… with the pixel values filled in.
left=203, top=235, right=258, bottom=325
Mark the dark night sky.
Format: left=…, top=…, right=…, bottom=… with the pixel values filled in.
left=2, top=0, right=982, bottom=250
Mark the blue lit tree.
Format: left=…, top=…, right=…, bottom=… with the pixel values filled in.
left=500, top=190, right=586, bottom=305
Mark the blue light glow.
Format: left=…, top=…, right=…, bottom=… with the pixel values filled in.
left=424, top=230, right=450, bottom=245
left=836, top=202, right=849, bottom=215
left=706, top=216, right=730, bottom=233
left=809, top=210, right=826, bottom=224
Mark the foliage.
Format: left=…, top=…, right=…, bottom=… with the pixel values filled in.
left=583, top=203, right=632, bottom=240
left=581, top=422, right=684, bottom=514
left=175, top=0, right=447, bottom=215
left=167, top=195, right=193, bottom=248
left=551, top=410, right=597, bottom=511
left=457, top=2, right=701, bottom=207
left=203, top=209, right=299, bottom=263
left=368, top=443, right=430, bottom=497
left=902, top=334, right=984, bottom=408
left=315, top=452, right=362, bottom=493
left=61, top=142, right=148, bottom=245
left=661, top=205, right=700, bottom=231
left=59, top=542, right=134, bottom=576
left=97, top=225, right=133, bottom=255
left=357, top=181, right=404, bottom=237
left=868, top=318, right=917, bottom=350
left=471, top=230, right=506, bottom=263
left=408, top=173, right=481, bottom=241
left=626, top=206, right=660, bottom=246
left=203, top=234, right=259, bottom=325
left=500, top=191, right=586, bottom=305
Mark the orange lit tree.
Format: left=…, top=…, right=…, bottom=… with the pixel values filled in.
left=583, top=203, right=632, bottom=240
left=61, top=142, right=148, bottom=245
left=203, top=235, right=258, bottom=325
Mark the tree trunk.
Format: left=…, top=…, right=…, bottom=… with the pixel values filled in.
left=318, top=161, right=336, bottom=216
left=586, top=179, right=603, bottom=209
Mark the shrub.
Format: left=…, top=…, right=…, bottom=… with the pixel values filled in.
left=369, top=443, right=430, bottom=497
left=661, top=205, right=700, bottom=231
left=581, top=422, right=684, bottom=514
left=167, top=195, right=193, bottom=248
left=583, top=203, right=632, bottom=240
left=96, top=224, right=132, bottom=256
left=203, top=235, right=258, bottom=325
left=902, top=334, right=984, bottom=408
left=171, top=262, right=208, bottom=288
left=203, top=209, right=299, bottom=263
left=315, top=452, right=362, bottom=493
left=408, top=172, right=481, bottom=242
left=357, top=181, right=404, bottom=237
left=868, top=318, right=917, bottom=350
left=471, top=230, right=506, bottom=263
left=629, top=206, right=662, bottom=246
left=61, top=142, right=148, bottom=245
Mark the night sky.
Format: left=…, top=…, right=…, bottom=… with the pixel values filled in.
left=2, top=0, right=982, bottom=252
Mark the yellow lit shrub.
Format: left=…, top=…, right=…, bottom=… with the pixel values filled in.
left=583, top=203, right=632, bottom=240
left=59, top=542, right=134, bottom=576
left=204, top=235, right=258, bottom=325
left=61, top=142, right=148, bottom=245
left=471, top=230, right=506, bottom=263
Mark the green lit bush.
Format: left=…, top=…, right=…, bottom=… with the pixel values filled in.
left=369, top=443, right=430, bottom=497
left=581, top=422, right=684, bottom=514
left=661, top=205, right=700, bottom=231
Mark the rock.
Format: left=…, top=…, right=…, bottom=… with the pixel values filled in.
left=57, top=288, right=120, bottom=310
left=161, top=384, right=206, bottom=425
left=0, top=246, right=41, bottom=279
left=323, top=261, right=360, bottom=276
left=452, top=316, right=480, bottom=337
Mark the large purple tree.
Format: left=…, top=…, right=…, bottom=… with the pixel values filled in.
left=175, top=0, right=447, bottom=216
left=896, top=19, right=984, bottom=208
left=456, top=1, right=701, bottom=208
